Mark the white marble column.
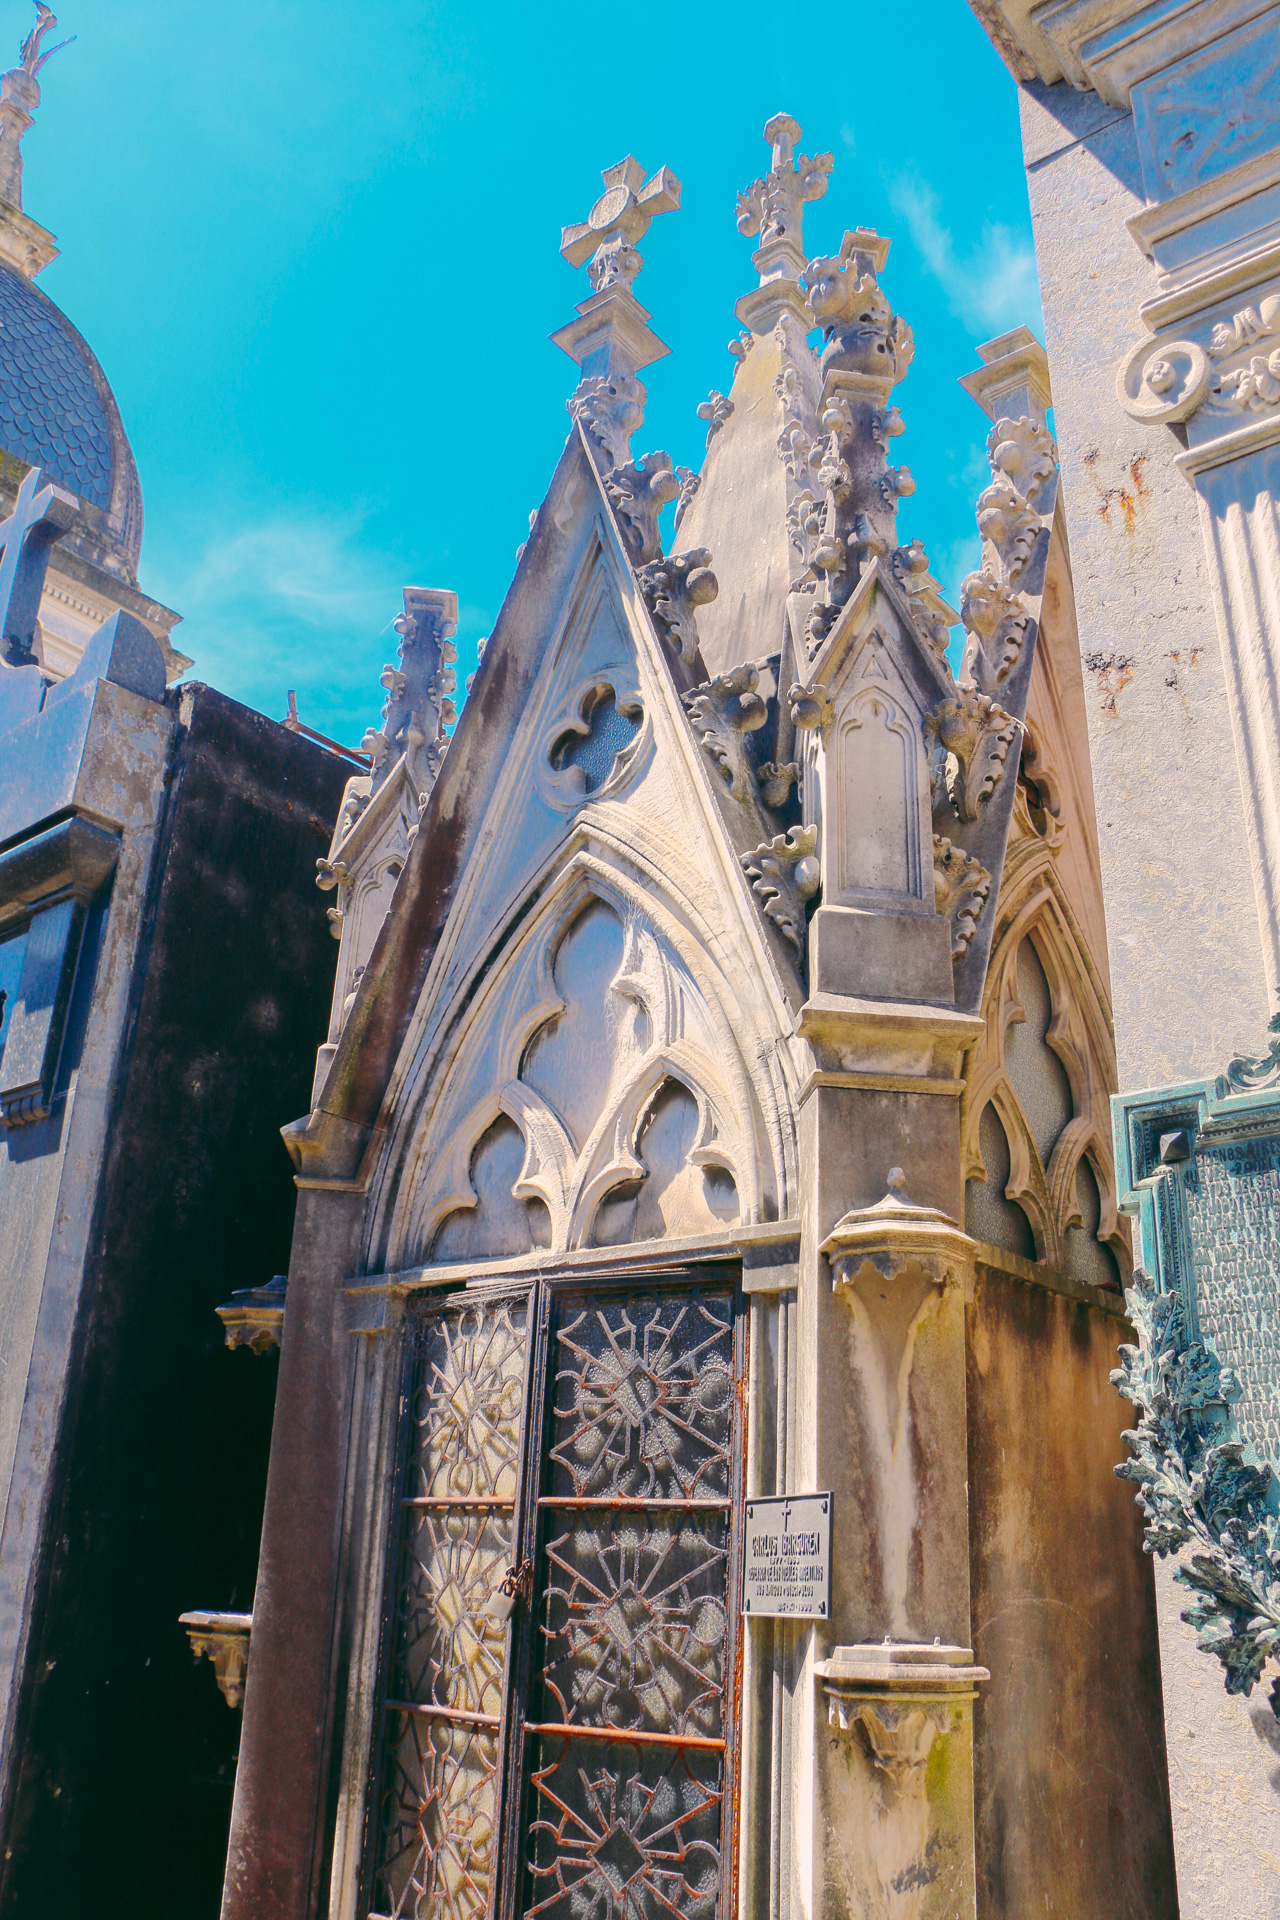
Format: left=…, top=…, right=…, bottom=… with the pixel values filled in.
left=1185, top=429, right=1280, bottom=1009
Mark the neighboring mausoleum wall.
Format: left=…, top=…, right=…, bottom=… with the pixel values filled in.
left=967, top=0, right=1280, bottom=1907
left=0, top=668, right=348, bottom=1918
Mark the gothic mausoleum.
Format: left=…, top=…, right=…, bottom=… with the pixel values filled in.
left=219, top=115, right=1177, bottom=1920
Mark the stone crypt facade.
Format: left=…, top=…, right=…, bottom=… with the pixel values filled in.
left=221, top=120, right=1179, bottom=1920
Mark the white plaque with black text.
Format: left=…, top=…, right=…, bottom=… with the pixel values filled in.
left=741, top=1492, right=831, bottom=1619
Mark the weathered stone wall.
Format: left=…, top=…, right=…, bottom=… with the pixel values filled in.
left=1019, top=80, right=1270, bottom=1089
left=0, top=688, right=347, bottom=1919
left=1014, top=72, right=1280, bottom=1914
left=966, top=1260, right=1177, bottom=1917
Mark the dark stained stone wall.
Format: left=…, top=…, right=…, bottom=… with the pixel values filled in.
left=966, top=1261, right=1179, bottom=1919
left=0, top=687, right=348, bottom=1919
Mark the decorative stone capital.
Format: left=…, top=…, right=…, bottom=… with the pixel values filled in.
left=814, top=1641, right=988, bottom=1920
left=957, top=325, right=1052, bottom=427
left=816, top=1640, right=989, bottom=1743
left=821, top=1169, right=977, bottom=1301
left=180, top=1611, right=253, bottom=1709
left=216, top=1274, right=287, bottom=1354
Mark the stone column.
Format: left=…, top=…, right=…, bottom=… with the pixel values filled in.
left=792, top=970, right=984, bottom=1920
left=814, top=1642, right=988, bottom=1920
left=1183, top=431, right=1280, bottom=1006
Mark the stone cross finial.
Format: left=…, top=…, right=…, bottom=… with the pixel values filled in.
left=553, top=157, right=681, bottom=471
left=0, top=464, right=76, bottom=665
left=560, top=158, right=681, bottom=296
left=0, top=4, right=73, bottom=211
left=737, top=113, right=833, bottom=286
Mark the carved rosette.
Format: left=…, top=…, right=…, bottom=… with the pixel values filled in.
left=1117, top=294, right=1280, bottom=436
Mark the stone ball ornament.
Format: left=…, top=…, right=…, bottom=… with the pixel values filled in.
left=1117, top=333, right=1210, bottom=424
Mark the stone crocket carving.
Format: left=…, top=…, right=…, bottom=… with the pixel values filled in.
left=637, top=549, right=718, bottom=663
left=926, top=686, right=1019, bottom=823
left=740, top=824, right=820, bottom=956
left=684, top=664, right=768, bottom=803
left=799, top=231, right=915, bottom=614
left=933, top=836, right=992, bottom=961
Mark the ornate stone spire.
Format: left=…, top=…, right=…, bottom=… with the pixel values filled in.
left=0, top=4, right=70, bottom=278
left=552, top=157, right=680, bottom=471
left=735, top=114, right=832, bottom=333
left=798, top=230, right=916, bottom=624
left=360, top=587, right=458, bottom=807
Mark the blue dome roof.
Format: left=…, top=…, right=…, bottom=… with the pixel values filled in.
left=0, top=261, right=142, bottom=573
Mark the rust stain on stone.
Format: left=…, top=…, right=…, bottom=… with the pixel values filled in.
left=1085, top=450, right=1150, bottom=539
left=1083, top=649, right=1134, bottom=716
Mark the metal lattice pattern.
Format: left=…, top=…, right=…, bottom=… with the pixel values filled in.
left=525, top=1287, right=737, bottom=1919
left=370, top=1295, right=530, bottom=1920
left=526, top=1740, right=723, bottom=1920
left=378, top=1717, right=501, bottom=1920
left=367, top=1283, right=740, bottom=1920
left=549, top=1294, right=735, bottom=1501
left=393, top=1513, right=514, bottom=1716
left=539, top=1514, right=728, bottom=1738
left=408, top=1302, right=529, bottom=1502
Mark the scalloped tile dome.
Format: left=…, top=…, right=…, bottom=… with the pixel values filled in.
left=0, top=261, right=114, bottom=512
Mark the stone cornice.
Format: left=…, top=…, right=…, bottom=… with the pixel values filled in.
left=970, top=0, right=1277, bottom=102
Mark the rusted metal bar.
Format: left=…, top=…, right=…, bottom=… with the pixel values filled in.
left=523, top=1721, right=725, bottom=1751
left=536, top=1496, right=730, bottom=1510
left=385, top=1700, right=502, bottom=1728
left=400, top=1496, right=516, bottom=1510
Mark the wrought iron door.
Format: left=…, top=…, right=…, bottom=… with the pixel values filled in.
left=363, top=1271, right=744, bottom=1920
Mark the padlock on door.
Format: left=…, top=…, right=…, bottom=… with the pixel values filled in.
left=487, top=1558, right=533, bottom=1625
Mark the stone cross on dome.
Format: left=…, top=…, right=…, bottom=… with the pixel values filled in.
left=0, top=464, right=76, bottom=666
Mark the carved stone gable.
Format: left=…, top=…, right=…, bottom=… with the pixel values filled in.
left=787, top=561, right=953, bottom=915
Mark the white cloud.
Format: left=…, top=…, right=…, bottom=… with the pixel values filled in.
left=885, top=173, right=1041, bottom=335
left=146, top=506, right=407, bottom=739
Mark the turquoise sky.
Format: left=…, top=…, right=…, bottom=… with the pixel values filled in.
left=19, top=0, right=1036, bottom=747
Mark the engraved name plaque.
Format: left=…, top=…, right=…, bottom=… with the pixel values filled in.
left=742, top=1492, right=831, bottom=1618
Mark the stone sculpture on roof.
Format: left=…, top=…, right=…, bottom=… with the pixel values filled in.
left=0, top=1, right=183, bottom=679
